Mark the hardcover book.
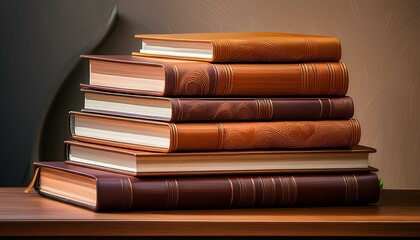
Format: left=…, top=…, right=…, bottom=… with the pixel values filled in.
left=82, top=55, right=348, bottom=97
left=65, top=140, right=376, bottom=176
left=134, top=32, right=341, bottom=62
left=81, top=88, right=354, bottom=122
left=69, top=111, right=361, bottom=153
left=33, top=162, right=380, bottom=211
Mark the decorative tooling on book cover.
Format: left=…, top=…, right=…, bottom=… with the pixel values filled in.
left=171, top=97, right=353, bottom=121
left=165, top=62, right=348, bottom=96
left=218, top=119, right=360, bottom=149
left=173, top=119, right=361, bottom=151
left=211, top=35, right=341, bottom=62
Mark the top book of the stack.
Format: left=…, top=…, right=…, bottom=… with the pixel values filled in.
left=134, top=32, right=341, bottom=63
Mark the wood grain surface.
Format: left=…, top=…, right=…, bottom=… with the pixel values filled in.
left=1, top=188, right=419, bottom=237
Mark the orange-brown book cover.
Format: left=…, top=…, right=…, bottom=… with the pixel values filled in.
left=69, top=111, right=361, bottom=153
left=81, top=87, right=354, bottom=122
left=134, top=32, right=341, bottom=63
left=33, top=162, right=380, bottom=212
left=82, top=55, right=348, bottom=97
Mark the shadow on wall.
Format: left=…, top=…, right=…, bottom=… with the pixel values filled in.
left=0, top=0, right=117, bottom=187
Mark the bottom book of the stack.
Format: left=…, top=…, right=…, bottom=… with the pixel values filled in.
left=32, top=162, right=380, bottom=212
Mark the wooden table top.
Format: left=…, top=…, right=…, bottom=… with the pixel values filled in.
left=0, top=188, right=419, bottom=237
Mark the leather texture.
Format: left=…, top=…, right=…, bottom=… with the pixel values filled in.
left=81, top=87, right=354, bottom=122
left=34, top=162, right=380, bottom=211
left=69, top=112, right=361, bottom=152
left=83, top=55, right=348, bottom=96
left=135, top=32, right=341, bottom=62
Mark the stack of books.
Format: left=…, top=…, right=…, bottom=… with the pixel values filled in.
left=31, top=32, right=380, bottom=211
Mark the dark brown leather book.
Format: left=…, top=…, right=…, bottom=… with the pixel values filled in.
left=69, top=111, right=361, bottom=153
left=82, top=55, right=348, bottom=97
left=134, top=32, right=341, bottom=62
left=33, top=162, right=380, bottom=212
left=65, top=140, right=376, bottom=176
left=81, top=87, right=354, bottom=122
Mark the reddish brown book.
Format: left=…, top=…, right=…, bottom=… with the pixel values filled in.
left=33, top=162, right=380, bottom=211
left=69, top=111, right=361, bottom=153
left=134, top=32, right=341, bottom=63
left=65, top=140, right=376, bottom=176
left=82, top=55, right=348, bottom=97
left=81, top=87, right=354, bottom=122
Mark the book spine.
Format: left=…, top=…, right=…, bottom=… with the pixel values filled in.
left=211, top=37, right=341, bottom=62
left=171, top=119, right=361, bottom=152
left=164, top=62, right=348, bottom=96
left=96, top=173, right=379, bottom=211
left=171, top=97, right=354, bottom=122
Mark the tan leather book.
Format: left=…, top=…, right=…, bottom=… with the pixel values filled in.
left=69, top=111, right=361, bottom=153
left=81, top=87, right=354, bottom=122
left=65, top=140, right=376, bottom=177
left=82, top=55, right=348, bottom=96
left=33, top=162, right=380, bottom=211
left=134, top=32, right=341, bottom=62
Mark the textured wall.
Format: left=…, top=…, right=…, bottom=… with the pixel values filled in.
left=1, top=0, right=419, bottom=188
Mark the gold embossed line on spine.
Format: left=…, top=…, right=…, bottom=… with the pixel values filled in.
left=308, top=63, right=318, bottom=95
left=278, top=176, right=289, bottom=206
left=345, top=96, right=354, bottom=117
left=172, top=99, right=183, bottom=122
left=349, top=119, right=361, bottom=146
left=339, top=62, right=349, bottom=96
left=170, top=65, right=180, bottom=96
left=167, top=123, right=179, bottom=152
left=256, top=99, right=274, bottom=120
left=327, top=99, right=333, bottom=118
left=303, top=37, right=317, bottom=60
left=277, top=176, right=297, bottom=207
left=342, top=175, right=359, bottom=204
left=216, top=123, right=225, bottom=150
left=211, top=39, right=231, bottom=62
left=326, top=63, right=336, bottom=95
left=289, top=176, right=298, bottom=206
left=165, top=179, right=179, bottom=209
left=228, top=178, right=234, bottom=207
left=299, top=63, right=310, bottom=95
left=120, top=178, right=133, bottom=210
left=259, top=177, right=277, bottom=207
left=318, top=99, right=324, bottom=119
left=335, top=39, right=342, bottom=61
left=213, top=64, right=234, bottom=96
left=237, top=178, right=256, bottom=207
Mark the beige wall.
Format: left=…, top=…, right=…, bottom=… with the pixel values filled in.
left=100, top=0, right=420, bottom=189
